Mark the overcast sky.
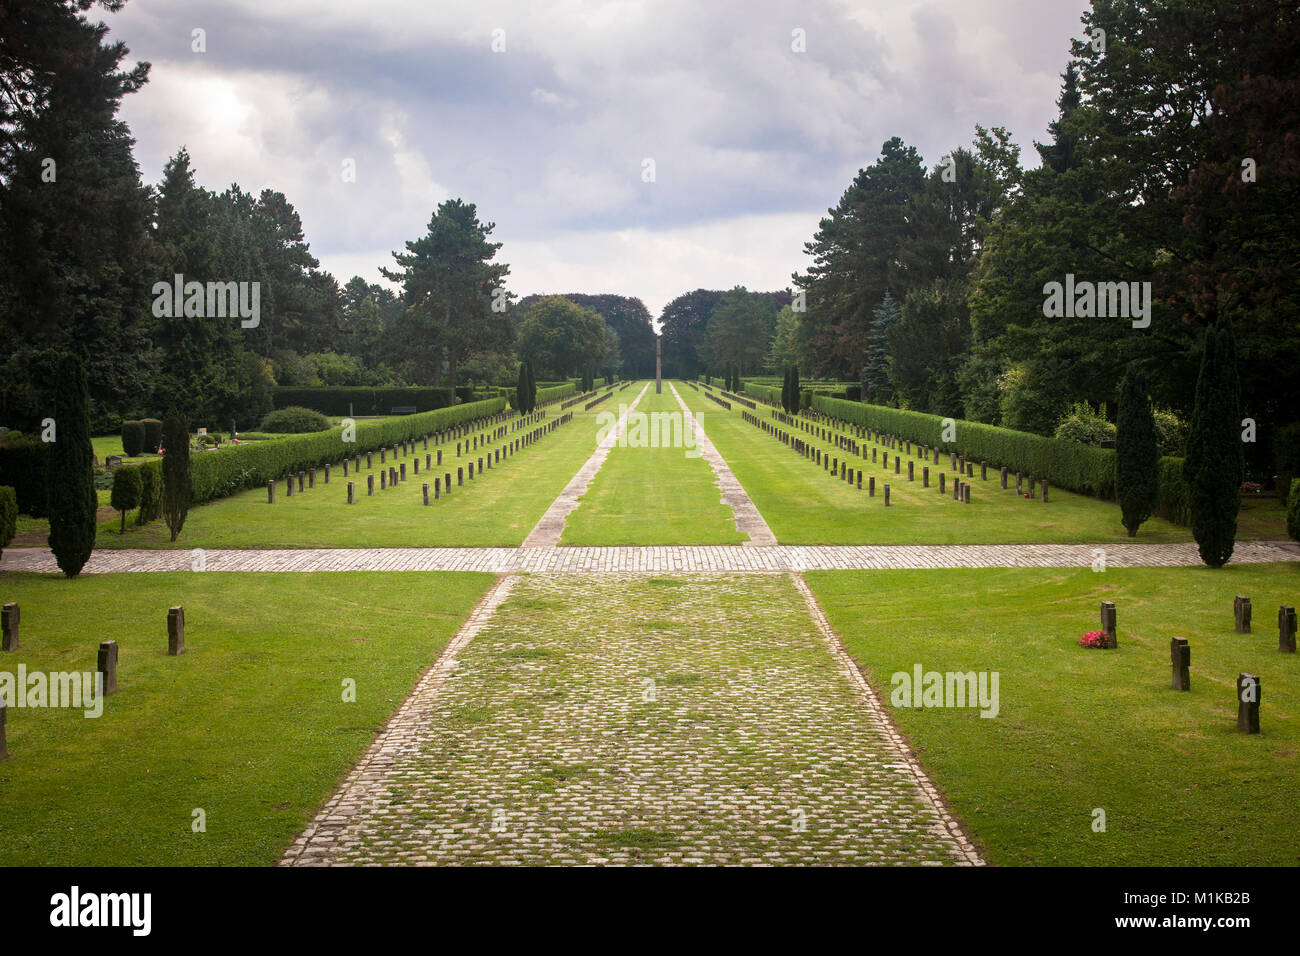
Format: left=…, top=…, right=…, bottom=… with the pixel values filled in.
left=106, top=0, right=1089, bottom=319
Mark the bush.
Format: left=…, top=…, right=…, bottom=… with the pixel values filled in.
left=270, top=387, right=457, bottom=417
left=1116, top=367, right=1158, bottom=536
left=141, top=418, right=163, bottom=454
left=1152, top=408, right=1189, bottom=458
left=0, top=485, right=16, bottom=557
left=136, top=462, right=161, bottom=525
left=744, top=383, right=782, bottom=406
left=844, top=384, right=862, bottom=402
left=0, top=437, right=49, bottom=517
left=1054, top=403, right=1116, bottom=446
left=162, top=415, right=191, bottom=541
left=1288, top=479, right=1300, bottom=542
left=110, top=467, right=141, bottom=533
left=259, top=406, right=331, bottom=434
left=47, top=355, right=97, bottom=577
left=121, top=420, right=146, bottom=457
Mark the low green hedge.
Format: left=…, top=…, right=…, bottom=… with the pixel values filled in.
left=812, top=395, right=1126, bottom=504
left=744, top=383, right=782, bottom=405
left=1155, top=456, right=1190, bottom=525
left=270, top=386, right=473, bottom=416
left=186, top=396, right=507, bottom=505
left=0, top=438, right=49, bottom=517
left=536, top=383, right=577, bottom=406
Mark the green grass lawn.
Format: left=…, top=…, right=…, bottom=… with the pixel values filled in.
left=676, top=383, right=1205, bottom=545
left=561, top=386, right=746, bottom=545
left=0, top=570, right=495, bottom=865
left=806, top=562, right=1300, bottom=866
left=89, top=412, right=601, bottom=549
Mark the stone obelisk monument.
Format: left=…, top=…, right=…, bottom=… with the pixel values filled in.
left=655, top=336, right=662, bottom=393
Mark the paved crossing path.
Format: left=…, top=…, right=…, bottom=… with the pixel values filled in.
left=2, top=540, right=1294, bottom=574
left=282, top=573, right=981, bottom=866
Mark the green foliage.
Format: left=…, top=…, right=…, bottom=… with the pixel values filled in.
left=259, top=406, right=331, bottom=434
left=120, top=420, right=146, bottom=457
left=998, top=365, right=1067, bottom=437
left=519, top=296, right=609, bottom=380
left=46, top=355, right=97, bottom=577
left=0, top=485, right=16, bottom=556
left=1275, top=423, right=1300, bottom=497
left=162, top=415, right=191, bottom=542
left=270, top=386, right=457, bottom=417
left=141, top=418, right=163, bottom=454
left=0, top=437, right=49, bottom=518
left=1154, top=457, right=1189, bottom=525
left=1115, top=366, right=1159, bottom=536
left=526, top=361, right=537, bottom=413
left=135, top=462, right=161, bottom=525
left=110, top=467, right=141, bottom=533
left=1288, top=479, right=1300, bottom=543
left=515, top=362, right=528, bottom=412
left=745, top=382, right=782, bottom=407
left=1152, top=408, right=1189, bottom=458
left=535, top=382, right=571, bottom=407
left=1054, top=402, right=1116, bottom=446
left=1183, top=318, right=1243, bottom=567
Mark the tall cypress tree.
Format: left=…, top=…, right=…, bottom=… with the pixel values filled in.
left=782, top=366, right=791, bottom=412
left=1183, top=318, right=1243, bottom=567
left=516, top=362, right=528, bottom=412
left=526, top=361, right=536, bottom=413
left=47, top=354, right=98, bottom=577
left=792, top=365, right=801, bottom=413
left=1115, top=365, right=1159, bottom=536
left=162, top=414, right=191, bottom=542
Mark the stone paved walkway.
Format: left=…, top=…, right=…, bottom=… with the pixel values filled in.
left=668, top=382, right=777, bottom=546
left=520, top=383, right=650, bottom=547
left=2, top=540, right=1294, bottom=574
left=282, top=573, right=980, bottom=866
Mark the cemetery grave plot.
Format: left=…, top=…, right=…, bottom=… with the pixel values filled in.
left=0, top=570, right=495, bottom=866
left=91, top=408, right=602, bottom=550
left=806, top=563, right=1300, bottom=866
left=672, top=383, right=1194, bottom=547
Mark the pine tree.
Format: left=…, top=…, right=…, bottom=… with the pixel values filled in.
left=162, top=414, right=191, bottom=542
left=1115, top=365, right=1158, bottom=536
left=1183, top=318, right=1243, bottom=567
left=863, top=293, right=900, bottom=404
left=46, top=354, right=98, bottom=577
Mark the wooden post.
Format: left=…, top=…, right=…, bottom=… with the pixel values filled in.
left=286, top=476, right=293, bottom=497
left=347, top=481, right=355, bottom=504
left=1170, top=637, right=1190, bottom=690
left=1101, top=601, right=1117, bottom=648
left=1234, top=595, right=1252, bottom=633
left=1236, top=674, right=1261, bottom=733
left=458, top=467, right=463, bottom=487
left=97, top=640, right=119, bottom=695
left=267, top=480, right=275, bottom=503
left=1041, top=479, right=1049, bottom=502
left=0, top=702, right=7, bottom=759
left=939, top=473, right=945, bottom=494
left=883, top=483, right=890, bottom=506
left=869, top=476, right=875, bottom=497
left=923, top=466, right=929, bottom=488
left=1280, top=606, right=1297, bottom=653
left=168, top=606, right=185, bottom=656
left=308, top=469, right=316, bottom=489
left=367, top=475, right=375, bottom=496
left=1, top=603, right=18, bottom=652
left=324, top=463, right=330, bottom=484
left=1000, top=466, right=1007, bottom=489
left=435, top=478, right=441, bottom=500
left=422, top=483, right=430, bottom=506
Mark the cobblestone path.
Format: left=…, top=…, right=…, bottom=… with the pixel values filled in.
left=282, top=573, right=980, bottom=866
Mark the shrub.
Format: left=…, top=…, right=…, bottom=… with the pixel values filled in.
left=47, top=355, right=98, bottom=577
left=1152, top=408, right=1189, bottom=458
left=1288, top=479, right=1300, bottom=543
left=0, top=485, right=16, bottom=558
left=110, top=467, right=142, bottom=534
left=1183, top=317, right=1243, bottom=568
left=270, top=387, right=457, bottom=417
left=0, top=437, right=49, bottom=517
left=136, top=461, right=161, bottom=525
left=1116, top=366, right=1158, bottom=537
left=121, top=420, right=146, bottom=457
left=1054, top=403, right=1116, bottom=446
left=745, top=382, right=782, bottom=407
left=259, top=406, right=331, bottom=434
left=535, top=382, right=573, bottom=407
left=162, top=415, right=191, bottom=541
left=141, top=418, right=163, bottom=454
left=1275, top=422, right=1300, bottom=497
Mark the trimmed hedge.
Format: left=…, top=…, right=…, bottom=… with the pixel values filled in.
left=744, top=383, right=783, bottom=406
left=0, top=438, right=49, bottom=517
left=121, top=420, right=146, bottom=457
left=186, top=396, right=506, bottom=506
left=270, top=386, right=471, bottom=416
left=141, top=418, right=162, bottom=454
left=813, top=395, right=1121, bottom=501
left=536, top=383, right=576, bottom=406
left=0, top=484, right=16, bottom=556
left=259, top=406, right=331, bottom=433
left=1154, top=456, right=1189, bottom=525
left=136, top=461, right=161, bottom=525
